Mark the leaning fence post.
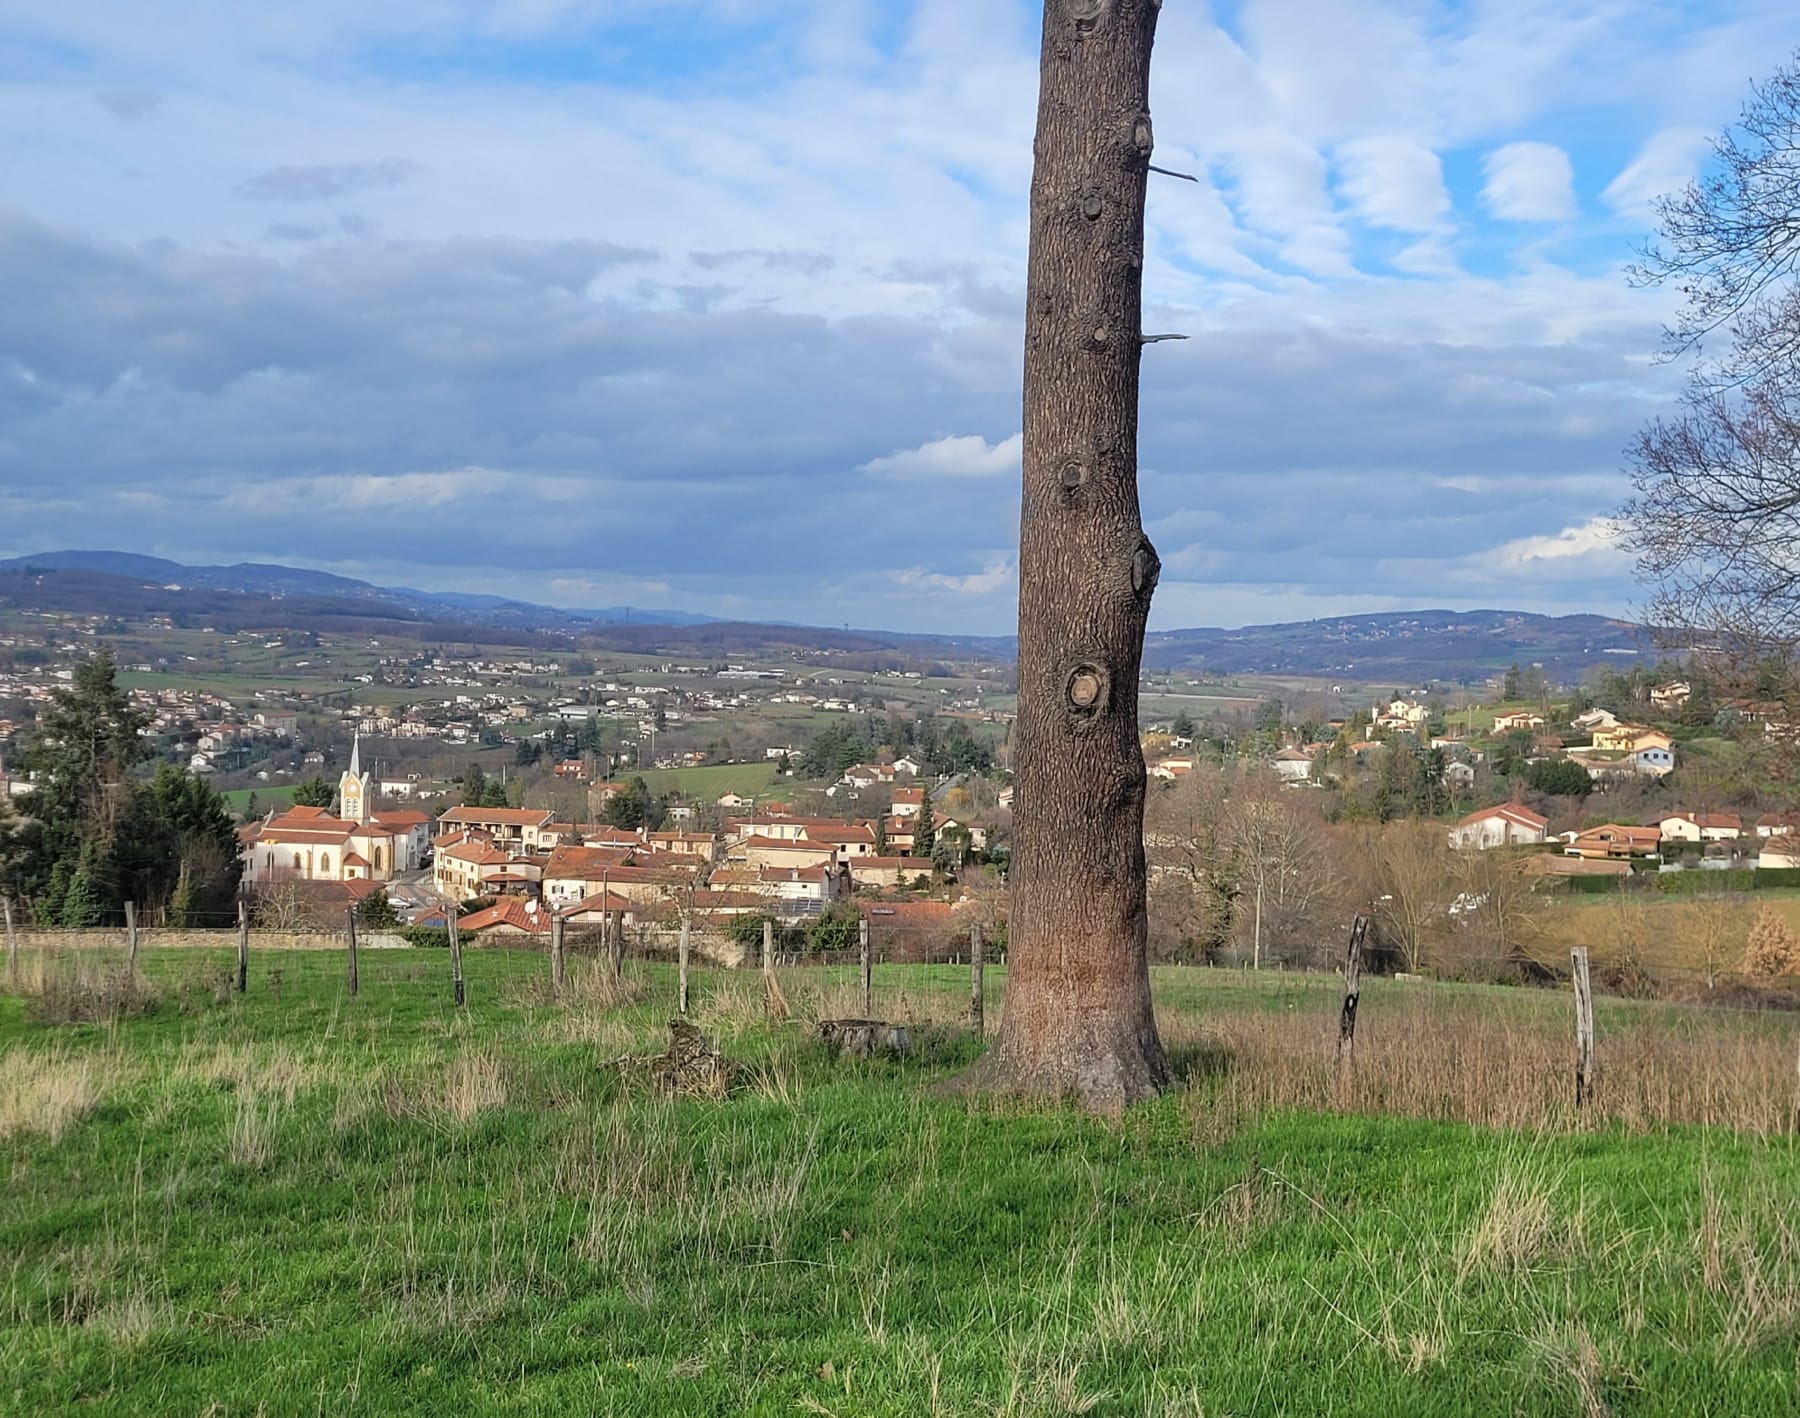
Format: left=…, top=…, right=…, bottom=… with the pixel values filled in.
left=1338, top=914, right=1368, bottom=1066
left=1571, top=946, right=1594, bottom=1109
left=125, top=900, right=140, bottom=974
left=678, top=916, right=691, bottom=1016
left=859, top=916, right=872, bottom=1018
left=970, top=923, right=985, bottom=1037
left=345, top=908, right=360, bottom=998
left=236, top=899, right=249, bottom=995
left=550, top=910, right=566, bottom=998
left=448, top=912, right=465, bottom=1008
left=3, top=896, right=17, bottom=987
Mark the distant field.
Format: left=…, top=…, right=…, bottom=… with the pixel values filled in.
left=116, top=670, right=349, bottom=700
left=632, top=761, right=781, bottom=801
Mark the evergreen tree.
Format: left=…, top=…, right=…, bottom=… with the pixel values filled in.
left=460, top=764, right=489, bottom=806
left=291, top=776, right=335, bottom=808
left=1170, top=710, right=1196, bottom=740
left=913, top=789, right=936, bottom=859
left=59, top=863, right=107, bottom=927
left=358, top=888, right=401, bottom=929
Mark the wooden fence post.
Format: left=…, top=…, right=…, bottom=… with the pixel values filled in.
left=236, top=899, right=249, bottom=995
left=125, top=900, right=139, bottom=974
left=550, top=911, right=566, bottom=998
left=609, top=910, right=624, bottom=980
left=859, top=917, right=872, bottom=1018
left=1571, top=946, right=1594, bottom=1109
left=970, top=922, right=985, bottom=1037
left=4, top=896, right=17, bottom=988
left=678, top=916, right=691, bottom=1016
left=345, top=908, right=360, bottom=999
left=762, top=917, right=774, bottom=979
left=448, top=912, right=465, bottom=1008
left=1338, top=914, right=1368, bottom=1065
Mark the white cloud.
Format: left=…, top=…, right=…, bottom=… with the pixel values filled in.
left=1483, top=517, right=1625, bottom=569
left=1481, top=142, right=1577, bottom=221
left=1603, top=128, right=1712, bottom=218
left=1335, top=135, right=1450, bottom=233
left=893, top=558, right=1015, bottom=596
left=859, top=432, right=1020, bottom=480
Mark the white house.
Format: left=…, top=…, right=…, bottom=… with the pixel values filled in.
left=1658, top=812, right=1742, bottom=844
left=1447, top=803, right=1549, bottom=851
left=1272, top=747, right=1314, bottom=783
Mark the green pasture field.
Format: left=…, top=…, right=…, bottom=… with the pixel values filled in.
left=4, top=952, right=1798, bottom=1415
left=218, top=786, right=298, bottom=813
left=631, top=761, right=781, bottom=801
left=115, top=669, right=350, bottom=701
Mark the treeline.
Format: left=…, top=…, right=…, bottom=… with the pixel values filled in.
left=800, top=714, right=996, bottom=779
left=0, top=650, right=241, bottom=925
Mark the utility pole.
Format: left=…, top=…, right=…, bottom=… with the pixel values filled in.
left=1253, top=875, right=1263, bottom=971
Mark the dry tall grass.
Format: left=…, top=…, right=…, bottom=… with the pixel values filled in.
left=1169, top=985, right=1800, bottom=1136
left=0, top=1048, right=107, bottom=1142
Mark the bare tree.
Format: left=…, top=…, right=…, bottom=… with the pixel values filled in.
left=1619, top=50, right=1800, bottom=655
left=1143, top=766, right=1233, bottom=960
left=957, top=0, right=1167, bottom=1111
left=1364, top=822, right=1456, bottom=975
left=1225, top=772, right=1339, bottom=968
left=1446, top=849, right=1547, bottom=979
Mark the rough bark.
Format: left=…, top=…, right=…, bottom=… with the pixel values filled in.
left=953, top=0, right=1169, bottom=1112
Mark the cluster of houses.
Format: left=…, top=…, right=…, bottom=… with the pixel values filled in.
left=1448, top=801, right=1800, bottom=874
left=237, top=754, right=975, bottom=939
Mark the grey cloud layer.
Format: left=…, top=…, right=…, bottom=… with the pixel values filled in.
left=0, top=208, right=1659, bottom=629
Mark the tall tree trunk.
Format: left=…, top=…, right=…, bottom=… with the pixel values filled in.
left=956, top=0, right=1168, bottom=1111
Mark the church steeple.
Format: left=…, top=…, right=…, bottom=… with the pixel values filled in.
left=340, top=731, right=371, bottom=823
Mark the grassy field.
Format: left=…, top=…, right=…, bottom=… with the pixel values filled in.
left=632, top=761, right=781, bottom=801
left=116, top=670, right=353, bottom=701
left=3, top=953, right=1799, bottom=1415
left=218, top=785, right=299, bottom=812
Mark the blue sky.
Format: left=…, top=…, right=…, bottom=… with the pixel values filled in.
left=0, top=0, right=1792, bottom=633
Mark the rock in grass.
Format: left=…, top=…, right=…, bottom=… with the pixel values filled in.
left=816, top=1019, right=912, bottom=1059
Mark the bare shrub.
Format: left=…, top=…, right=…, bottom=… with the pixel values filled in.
left=26, top=958, right=161, bottom=1026
left=1744, top=905, right=1797, bottom=977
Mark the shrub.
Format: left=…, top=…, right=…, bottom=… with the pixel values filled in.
left=401, top=926, right=451, bottom=950
left=27, top=960, right=161, bottom=1025
left=1744, top=906, right=1798, bottom=977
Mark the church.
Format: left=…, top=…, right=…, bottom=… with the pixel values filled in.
left=238, top=735, right=431, bottom=885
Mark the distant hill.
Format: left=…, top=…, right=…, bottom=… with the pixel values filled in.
left=0, top=552, right=716, bottom=629
left=1140, top=609, right=1651, bottom=682
left=0, top=552, right=1651, bottom=682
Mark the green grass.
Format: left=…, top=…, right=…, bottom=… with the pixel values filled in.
left=3, top=954, right=1798, bottom=1415
left=631, top=761, right=781, bottom=801
left=219, top=785, right=297, bottom=813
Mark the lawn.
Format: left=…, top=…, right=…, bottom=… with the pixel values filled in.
left=219, top=785, right=297, bottom=813
left=3, top=952, right=1798, bottom=1415
left=631, top=761, right=781, bottom=802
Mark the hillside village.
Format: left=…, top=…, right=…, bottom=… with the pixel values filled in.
left=10, top=600, right=1800, bottom=971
